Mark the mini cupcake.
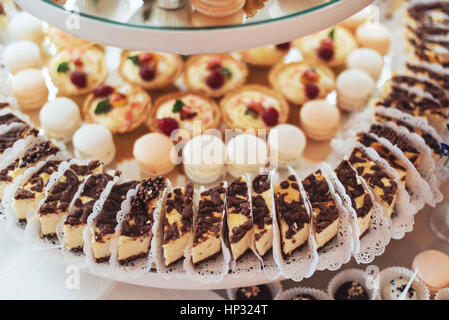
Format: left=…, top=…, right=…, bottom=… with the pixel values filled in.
left=148, top=92, right=221, bottom=137
left=378, top=267, right=429, bottom=300
left=294, top=27, right=357, bottom=67
left=48, top=26, right=96, bottom=49
left=328, top=268, right=376, bottom=300
left=83, top=83, right=151, bottom=134
left=239, top=43, right=292, bottom=67
left=268, top=62, right=335, bottom=105
left=119, top=50, right=183, bottom=90
left=184, top=54, right=248, bottom=98
left=48, top=47, right=108, bottom=96
left=220, top=85, right=289, bottom=130
left=191, top=0, right=246, bottom=18
left=276, top=287, right=331, bottom=300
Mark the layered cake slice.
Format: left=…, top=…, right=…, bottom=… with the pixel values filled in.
left=0, top=125, right=38, bottom=157
left=37, top=161, right=103, bottom=237
left=13, top=160, right=62, bottom=222
left=91, top=180, right=138, bottom=263
left=118, top=177, right=166, bottom=264
left=349, top=148, right=398, bottom=217
left=274, top=175, right=309, bottom=257
left=0, top=140, right=60, bottom=198
left=0, top=111, right=26, bottom=126
left=162, top=183, right=194, bottom=267
left=335, top=160, right=374, bottom=237
left=191, top=183, right=226, bottom=265
left=406, top=62, right=449, bottom=91
left=63, top=172, right=116, bottom=251
left=302, top=171, right=340, bottom=249
left=252, top=174, right=274, bottom=257
left=227, top=176, right=253, bottom=261
left=356, top=132, right=408, bottom=188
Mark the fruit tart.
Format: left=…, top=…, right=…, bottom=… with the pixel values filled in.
left=239, top=42, right=292, bottom=67
left=83, top=83, right=151, bottom=134
left=184, top=54, right=248, bottom=98
left=48, top=26, right=97, bottom=49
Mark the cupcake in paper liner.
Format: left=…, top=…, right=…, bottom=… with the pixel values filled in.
left=376, top=266, right=429, bottom=300
left=276, top=286, right=331, bottom=300
left=227, top=282, right=282, bottom=300
left=435, top=288, right=449, bottom=300
left=327, top=268, right=377, bottom=300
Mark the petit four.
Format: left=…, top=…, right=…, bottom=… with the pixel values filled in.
left=412, top=250, right=449, bottom=291
left=48, top=26, right=96, bottom=49
left=274, top=175, right=309, bottom=257
left=39, top=97, right=81, bottom=142
left=184, top=54, right=248, bottom=98
left=252, top=174, right=273, bottom=257
left=235, top=285, right=272, bottom=300
left=9, top=12, right=43, bottom=42
left=148, top=92, right=221, bottom=137
left=302, top=170, right=340, bottom=249
left=63, top=172, right=116, bottom=251
left=268, top=62, right=335, bottom=105
left=382, top=277, right=417, bottom=300
left=73, top=124, right=116, bottom=167
left=119, top=51, right=183, bottom=90
left=91, top=181, right=139, bottom=263
left=133, top=133, right=175, bottom=177
left=239, top=44, right=291, bottom=67
left=191, top=0, right=246, bottom=18
left=220, top=85, right=289, bottom=130
left=226, top=134, right=268, bottom=178
left=299, top=100, right=341, bottom=141
left=356, top=22, right=391, bottom=55
left=334, top=281, right=369, bottom=300
left=49, top=47, right=108, bottom=96
left=336, top=69, right=375, bottom=112
left=294, top=27, right=357, bottom=67
left=11, top=69, right=49, bottom=111
left=162, top=184, right=194, bottom=266
left=118, top=177, right=166, bottom=264
left=3, top=40, right=42, bottom=74
left=83, top=84, right=151, bottom=134
left=346, top=48, right=384, bottom=81
left=191, top=183, right=226, bottom=265
left=38, top=161, right=103, bottom=237
left=182, top=134, right=226, bottom=184
left=227, top=176, right=253, bottom=260
left=268, top=124, right=306, bottom=168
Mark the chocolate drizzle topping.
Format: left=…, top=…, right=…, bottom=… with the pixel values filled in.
left=0, top=126, right=38, bottom=153
left=0, top=113, right=24, bottom=126
left=18, top=141, right=59, bottom=168
left=406, top=63, right=449, bottom=90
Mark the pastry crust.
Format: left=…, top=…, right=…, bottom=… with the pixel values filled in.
left=48, top=47, right=108, bottom=96
left=268, top=62, right=335, bottom=105
left=148, top=91, right=221, bottom=136
left=119, top=50, right=183, bottom=90
left=83, top=84, right=151, bottom=134
left=183, top=53, right=248, bottom=98
left=220, top=84, right=289, bottom=130
left=48, top=26, right=96, bottom=49
left=239, top=46, right=289, bottom=67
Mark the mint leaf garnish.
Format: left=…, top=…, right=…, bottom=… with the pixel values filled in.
left=172, top=100, right=184, bottom=113
left=57, top=62, right=69, bottom=73
left=221, top=67, right=232, bottom=79
left=94, top=98, right=111, bottom=114
left=127, top=55, right=140, bottom=66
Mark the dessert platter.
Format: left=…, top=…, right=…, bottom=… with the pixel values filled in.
left=0, top=0, right=448, bottom=290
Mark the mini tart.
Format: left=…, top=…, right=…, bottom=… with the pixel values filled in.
left=83, top=84, right=151, bottom=134
left=294, top=26, right=357, bottom=67
left=239, top=44, right=291, bottom=67
left=268, top=62, right=335, bottom=105
left=252, top=174, right=273, bottom=257
left=48, top=47, right=108, bottom=96
left=48, top=27, right=96, bottom=49
left=220, top=85, right=289, bottom=130
left=184, top=54, right=248, bottom=98
left=119, top=50, right=183, bottom=90
left=148, top=92, right=221, bottom=137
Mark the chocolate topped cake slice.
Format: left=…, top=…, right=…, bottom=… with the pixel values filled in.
left=335, top=160, right=374, bottom=237
left=91, top=180, right=138, bottom=263
left=0, top=125, right=38, bottom=156
left=118, top=177, right=166, bottom=264
left=252, top=174, right=274, bottom=257
left=349, top=148, right=398, bottom=217
left=191, top=183, right=226, bottom=265
left=162, top=183, right=194, bottom=267
left=274, top=175, right=309, bottom=257
left=408, top=2, right=449, bottom=26
left=0, top=111, right=25, bottom=127
left=38, top=161, right=103, bottom=238
left=302, top=170, right=340, bottom=249
left=227, top=176, right=253, bottom=261
left=63, top=172, right=117, bottom=251
left=13, top=160, right=62, bottom=222
left=0, top=140, right=60, bottom=198
left=356, top=132, right=407, bottom=188
left=406, top=62, right=449, bottom=91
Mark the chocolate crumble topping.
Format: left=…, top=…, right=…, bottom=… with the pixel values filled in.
left=0, top=125, right=38, bottom=153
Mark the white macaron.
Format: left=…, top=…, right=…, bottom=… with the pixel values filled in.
left=40, top=97, right=82, bottom=142
left=356, top=22, right=391, bottom=55
left=73, top=124, right=116, bottom=166
left=347, top=48, right=384, bottom=80
left=9, top=12, right=43, bottom=42
left=11, top=68, right=48, bottom=110
left=336, top=69, right=375, bottom=112
left=268, top=124, right=306, bottom=168
left=226, top=134, right=268, bottom=178
left=3, top=40, right=42, bottom=74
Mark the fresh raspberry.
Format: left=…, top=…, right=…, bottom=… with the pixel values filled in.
left=304, top=69, right=319, bottom=82
left=93, top=85, right=115, bottom=98
left=318, top=39, right=335, bottom=61
left=180, top=106, right=197, bottom=120
left=157, top=117, right=179, bottom=136
left=275, top=42, right=291, bottom=51
left=73, top=57, right=83, bottom=67
left=207, top=59, right=222, bottom=71
left=206, top=70, right=225, bottom=89
left=138, top=52, right=153, bottom=65
left=305, top=83, right=320, bottom=99
left=139, top=65, right=155, bottom=81
left=70, top=71, right=87, bottom=88
left=247, top=101, right=264, bottom=114
left=262, top=107, right=279, bottom=126
left=321, top=38, right=334, bottom=47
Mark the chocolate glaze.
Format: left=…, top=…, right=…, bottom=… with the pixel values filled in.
left=408, top=3, right=449, bottom=22
left=0, top=126, right=38, bottom=153
left=406, top=63, right=449, bottom=90
left=391, top=75, right=449, bottom=107
left=0, top=113, right=25, bottom=126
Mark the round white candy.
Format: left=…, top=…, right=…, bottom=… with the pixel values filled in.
left=268, top=124, right=306, bottom=167
left=347, top=48, right=384, bottom=80
left=3, top=40, right=42, bottom=74
left=9, top=12, right=43, bottom=42
left=336, top=69, right=375, bottom=112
